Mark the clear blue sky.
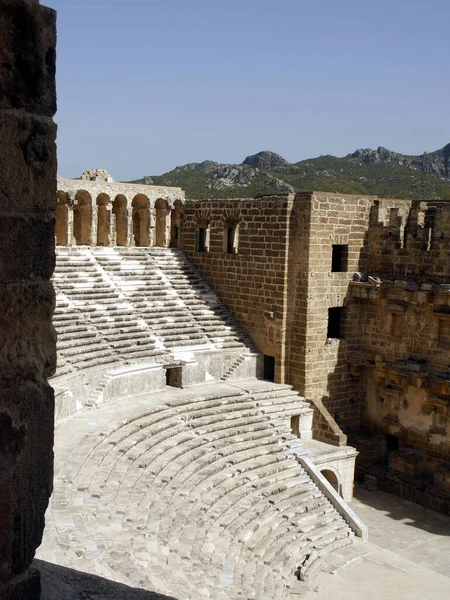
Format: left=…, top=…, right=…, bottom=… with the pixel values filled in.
left=50, top=0, right=449, bottom=181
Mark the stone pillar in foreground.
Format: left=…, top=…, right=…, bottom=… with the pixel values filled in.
left=0, top=1, right=57, bottom=598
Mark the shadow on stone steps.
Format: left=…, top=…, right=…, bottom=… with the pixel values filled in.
left=35, top=559, right=178, bottom=600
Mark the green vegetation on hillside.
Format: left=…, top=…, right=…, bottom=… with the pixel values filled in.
left=280, top=156, right=450, bottom=199
left=130, top=147, right=450, bottom=200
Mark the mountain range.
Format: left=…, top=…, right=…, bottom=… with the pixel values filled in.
left=128, top=144, right=450, bottom=200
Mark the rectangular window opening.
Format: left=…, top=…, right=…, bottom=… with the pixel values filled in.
left=227, top=226, right=235, bottom=253
left=263, top=355, right=275, bottom=381
left=196, top=227, right=207, bottom=252
left=331, top=244, right=348, bottom=272
left=327, top=307, right=343, bottom=339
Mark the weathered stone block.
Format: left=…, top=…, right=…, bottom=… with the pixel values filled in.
left=435, top=462, right=450, bottom=493
left=1, top=567, right=41, bottom=600
left=0, top=112, right=57, bottom=211
left=0, top=382, right=54, bottom=583
left=0, top=281, right=56, bottom=383
left=0, top=216, right=55, bottom=283
left=0, top=1, right=56, bottom=115
left=388, top=448, right=427, bottom=480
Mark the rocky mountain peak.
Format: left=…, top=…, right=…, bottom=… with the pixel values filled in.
left=242, top=151, right=289, bottom=171
left=127, top=143, right=450, bottom=200
left=349, top=144, right=450, bottom=178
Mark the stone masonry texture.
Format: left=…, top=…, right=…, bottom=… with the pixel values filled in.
left=182, top=193, right=450, bottom=510
left=0, top=1, right=57, bottom=599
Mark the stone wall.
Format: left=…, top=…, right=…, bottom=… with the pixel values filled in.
left=181, top=192, right=450, bottom=510
left=366, top=199, right=450, bottom=282
left=347, top=199, right=450, bottom=497
left=183, top=196, right=293, bottom=382
left=0, top=1, right=57, bottom=598
left=285, top=193, right=370, bottom=442
left=182, top=193, right=410, bottom=445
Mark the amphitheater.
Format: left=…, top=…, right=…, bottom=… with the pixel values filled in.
left=34, top=177, right=367, bottom=600
left=2, top=3, right=450, bottom=600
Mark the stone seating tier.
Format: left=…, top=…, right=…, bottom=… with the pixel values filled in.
left=53, top=247, right=255, bottom=376
left=38, top=379, right=353, bottom=600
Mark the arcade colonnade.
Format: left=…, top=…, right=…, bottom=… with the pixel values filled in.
left=55, top=190, right=185, bottom=248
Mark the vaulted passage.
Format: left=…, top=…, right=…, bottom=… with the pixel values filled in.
left=321, top=469, right=341, bottom=495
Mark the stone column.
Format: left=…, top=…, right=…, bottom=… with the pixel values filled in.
left=67, top=206, right=74, bottom=246
left=127, top=209, right=134, bottom=246
left=91, top=203, right=98, bottom=246
left=109, top=208, right=116, bottom=246
left=140, top=208, right=150, bottom=246
left=0, top=2, right=57, bottom=599
left=164, top=208, right=171, bottom=248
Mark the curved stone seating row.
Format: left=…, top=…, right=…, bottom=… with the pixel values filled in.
left=39, top=380, right=354, bottom=600
left=53, top=292, right=122, bottom=374
left=53, top=247, right=254, bottom=376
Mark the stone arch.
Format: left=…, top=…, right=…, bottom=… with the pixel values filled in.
left=170, top=199, right=184, bottom=248
left=73, top=190, right=92, bottom=245
left=96, top=193, right=111, bottom=246
left=320, top=467, right=342, bottom=496
left=195, top=206, right=213, bottom=224
left=132, top=194, right=150, bottom=247
left=112, top=194, right=128, bottom=246
left=155, top=198, right=169, bottom=247
left=55, top=191, right=69, bottom=246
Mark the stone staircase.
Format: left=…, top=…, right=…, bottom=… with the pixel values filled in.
left=52, top=247, right=255, bottom=376
left=221, top=354, right=246, bottom=380
left=40, top=379, right=357, bottom=600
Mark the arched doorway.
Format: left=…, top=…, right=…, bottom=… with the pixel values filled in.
left=132, top=194, right=150, bottom=246
left=96, top=193, right=111, bottom=246
left=155, top=198, right=169, bottom=247
left=73, top=190, right=92, bottom=245
left=170, top=200, right=183, bottom=248
left=321, top=468, right=341, bottom=496
left=112, top=194, right=128, bottom=246
left=55, top=191, right=69, bottom=246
